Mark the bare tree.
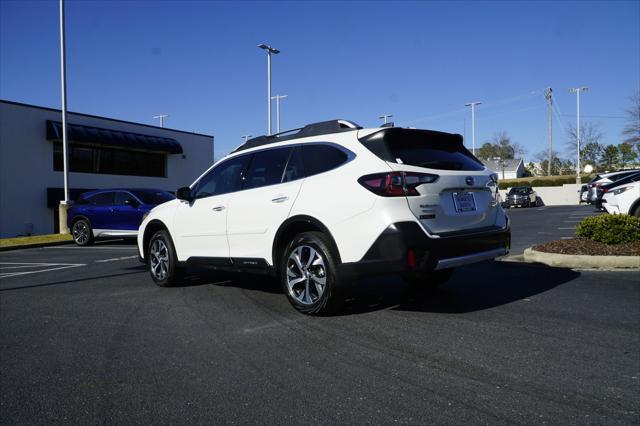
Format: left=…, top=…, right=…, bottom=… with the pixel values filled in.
left=479, top=131, right=527, bottom=160
left=622, top=91, right=640, bottom=146
left=565, top=122, right=604, bottom=166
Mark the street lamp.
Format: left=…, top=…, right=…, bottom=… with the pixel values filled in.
left=569, top=87, right=588, bottom=184
left=258, top=43, right=280, bottom=135
left=241, top=134, right=252, bottom=143
left=378, top=114, right=393, bottom=125
left=153, top=114, right=169, bottom=128
left=464, top=101, right=482, bottom=155
left=58, top=0, right=70, bottom=234
left=270, top=95, right=288, bottom=133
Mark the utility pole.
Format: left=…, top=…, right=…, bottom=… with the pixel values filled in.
left=258, top=43, right=280, bottom=135
left=270, top=95, right=288, bottom=133
left=58, top=0, right=69, bottom=234
left=464, top=102, right=482, bottom=155
left=153, top=114, right=168, bottom=128
left=544, top=87, right=553, bottom=176
left=569, top=87, right=588, bottom=184
left=378, top=114, right=393, bottom=125
left=241, top=134, right=252, bottom=143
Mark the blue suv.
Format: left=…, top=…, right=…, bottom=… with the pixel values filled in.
left=68, top=189, right=175, bottom=246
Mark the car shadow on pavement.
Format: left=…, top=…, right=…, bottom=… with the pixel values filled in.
left=173, top=267, right=283, bottom=294
left=341, top=260, right=580, bottom=315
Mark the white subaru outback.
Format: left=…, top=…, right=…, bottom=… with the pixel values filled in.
left=137, top=120, right=510, bottom=314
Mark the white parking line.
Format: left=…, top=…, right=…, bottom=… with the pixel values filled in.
left=95, top=256, right=138, bottom=263
left=0, top=262, right=86, bottom=279
left=558, top=227, right=576, bottom=230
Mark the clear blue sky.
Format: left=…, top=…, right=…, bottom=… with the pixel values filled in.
left=1, top=0, right=638, bottom=161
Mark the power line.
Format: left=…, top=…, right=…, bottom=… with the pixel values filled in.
left=397, top=89, right=542, bottom=127
left=560, top=114, right=625, bottom=119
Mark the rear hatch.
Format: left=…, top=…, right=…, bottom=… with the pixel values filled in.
left=358, top=128, right=500, bottom=235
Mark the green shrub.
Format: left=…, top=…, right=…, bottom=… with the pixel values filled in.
left=576, top=214, right=640, bottom=244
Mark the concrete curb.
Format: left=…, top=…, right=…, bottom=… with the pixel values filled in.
left=524, top=247, right=640, bottom=269
left=0, top=240, right=74, bottom=252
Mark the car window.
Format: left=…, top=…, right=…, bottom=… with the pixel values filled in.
left=193, top=155, right=252, bottom=199
left=132, top=190, right=175, bottom=205
left=114, top=192, right=137, bottom=205
left=302, top=144, right=349, bottom=177
left=283, top=146, right=304, bottom=182
left=243, top=147, right=293, bottom=190
left=90, top=192, right=114, bottom=206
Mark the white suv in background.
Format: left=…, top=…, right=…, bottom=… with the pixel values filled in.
left=602, top=180, right=640, bottom=216
left=137, top=120, right=510, bottom=314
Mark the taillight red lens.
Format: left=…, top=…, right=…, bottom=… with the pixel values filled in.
left=358, top=172, right=438, bottom=197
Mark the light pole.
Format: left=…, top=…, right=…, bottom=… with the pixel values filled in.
left=544, top=87, right=553, bottom=176
left=270, top=95, right=288, bottom=133
left=464, top=102, right=482, bottom=155
left=241, top=134, right=252, bottom=143
left=58, top=0, right=69, bottom=234
left=153, top=114, right=168, bottom=128
left=378, top=114, right=393, bottom=125
left=258, top=43, right=280, bottom=135
left=569, top=87, right=588, bottom=184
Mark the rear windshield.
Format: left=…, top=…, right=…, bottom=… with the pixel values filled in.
left=132, top=190, right=175, bottom=205
left=359, top=128, right=484, bottom=171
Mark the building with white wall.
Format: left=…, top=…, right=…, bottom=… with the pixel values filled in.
left=483, top=158, right=526, bottom=180
left=0, top=100, right=214, bottom=238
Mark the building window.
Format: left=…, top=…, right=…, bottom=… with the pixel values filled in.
left=53, top=143, right=166, bottom=177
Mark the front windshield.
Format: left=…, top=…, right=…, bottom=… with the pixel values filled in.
left=508, top=187, right=529, bottom=195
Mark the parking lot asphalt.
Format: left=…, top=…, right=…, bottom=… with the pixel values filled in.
left=1, top=207, right=638, bottom=424
left=505, top=204, right=604, bottom=255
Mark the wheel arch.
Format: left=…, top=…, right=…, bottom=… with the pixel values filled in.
left=628, top=197, right=640, bottom=216
left=272, top=215, right=342, bottom=272
left=142, top=219, right=170, bottom=261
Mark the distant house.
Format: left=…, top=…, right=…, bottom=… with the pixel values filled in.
left=482, top=158, right=526, bottom=180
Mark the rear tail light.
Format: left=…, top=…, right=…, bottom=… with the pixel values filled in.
left=358, top=172, right=438, bottom=196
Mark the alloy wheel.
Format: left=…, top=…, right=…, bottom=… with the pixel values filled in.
left=150, top=239, right=169, bottom=280
left=72, top=221, right=89, bottom=245
left=286, top=245, right=326, bottom=305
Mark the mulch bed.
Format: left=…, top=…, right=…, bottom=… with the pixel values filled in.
left=533, top=238, right=640, bottom=256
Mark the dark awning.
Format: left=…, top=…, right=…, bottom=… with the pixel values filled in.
left=46, top=120, right=183, bottom=154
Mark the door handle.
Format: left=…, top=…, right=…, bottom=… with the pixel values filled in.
left=271, top=196, right=289, bottom=203
left=212, top=206, right=226, bottom=212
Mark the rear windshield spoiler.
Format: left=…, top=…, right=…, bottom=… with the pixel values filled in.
left=358, top=127, right=481, bottom=164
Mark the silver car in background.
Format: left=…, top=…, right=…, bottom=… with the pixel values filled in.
left=503, top=186, right=537, bottom=208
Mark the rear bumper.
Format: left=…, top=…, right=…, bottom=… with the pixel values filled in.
left=337, top=221, right=510, bottom=280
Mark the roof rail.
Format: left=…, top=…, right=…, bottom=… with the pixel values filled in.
left=232, top=119, right=362, bottom=153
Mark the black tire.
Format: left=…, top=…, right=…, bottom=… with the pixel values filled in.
left=71, top=219, right=94, bottom=246
left=403, top=268, right=455, bottom=289
left=148, top=230, right=185, bottom=287
left=279, top=232, right=343, bottom=315
left=632, top=205, right=640, bottom=218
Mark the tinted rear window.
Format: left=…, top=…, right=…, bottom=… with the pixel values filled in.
left=132, top=190, right=175, bottom=205
left=243, top=147, right=292, bottom=189
left=359, top=128, right=484, bottom=171
left=89, top=192, right=114, bottom=205
left=302, top=144, right=349, bottom=176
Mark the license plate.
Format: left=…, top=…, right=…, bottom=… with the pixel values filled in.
left=452, top=192, right=476, bottom=212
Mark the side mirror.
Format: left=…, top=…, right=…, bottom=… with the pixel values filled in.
left=177, top=186, right=193, bottom=202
